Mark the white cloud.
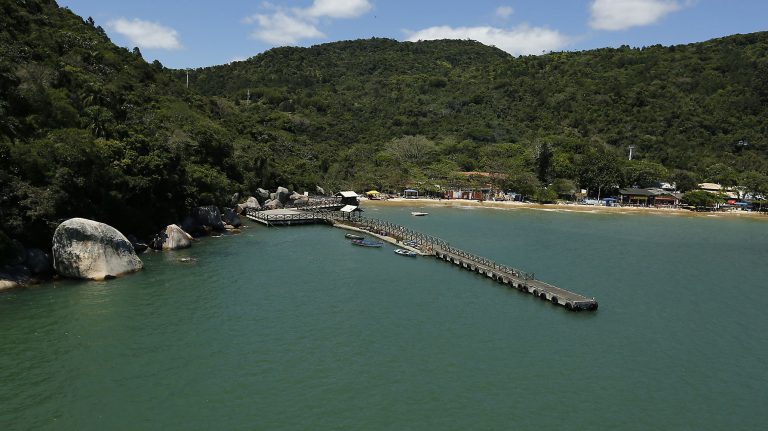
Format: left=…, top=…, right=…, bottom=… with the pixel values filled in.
left=495, top=6, right=514, bottom=19
left=406, top=24, right=571, bottom=56
left=304, top=0, right=372, bottom=19
left=107, top=18, right=181, bottom=50
left=590, top=0, right=683, bottom=31
left=248, top=12, right=325, bottom=45
left=245, top=0, right=372, bottom=46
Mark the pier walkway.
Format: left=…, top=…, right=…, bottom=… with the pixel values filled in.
left=245, top=205, right=598, bottom=311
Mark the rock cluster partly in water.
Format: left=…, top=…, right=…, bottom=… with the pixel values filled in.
left=1, top=186, right=325, bottom=289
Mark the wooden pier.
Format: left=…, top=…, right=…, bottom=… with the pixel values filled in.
left=433, top=245, right=598, bottom=311
left=245, top=204, right=598, bottom=311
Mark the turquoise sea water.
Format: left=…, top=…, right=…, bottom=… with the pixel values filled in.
left=1, top=205, right=767, bottom=430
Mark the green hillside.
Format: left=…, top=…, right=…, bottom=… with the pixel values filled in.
left=2, top=0, right=768, bottom=257
left=0, top=0, right=260, bottom=251
left=190, top=34, right=768, bottom=193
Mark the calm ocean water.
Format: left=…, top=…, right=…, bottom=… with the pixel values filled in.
left=1, top=205, right=767, bottom=430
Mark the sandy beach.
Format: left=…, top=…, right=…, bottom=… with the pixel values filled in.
left=361, top=197, right=768, bottom=220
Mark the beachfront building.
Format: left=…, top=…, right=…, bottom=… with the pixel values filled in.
left=618, top=188, right=655, bottom=206
left=444, top=189, right=482, bottom=200
left=336, top=191, right=359, bottom=206
left=618, top=188, right=682, bottom=207
left=440, top=171, right=510, bottom=201
left=698, top=183, right=739, bottom=200
left=651, top=190, right=682, bottom=207
left=696, top=182, right=746, bottom=209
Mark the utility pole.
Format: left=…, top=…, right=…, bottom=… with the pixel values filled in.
left=247, top=89, right=250, bottom=105
left=186, top=69, right=189, bottom=89
left=628, top=145, right=635, bottom=161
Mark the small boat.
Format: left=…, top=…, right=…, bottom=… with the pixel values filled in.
left=345, top=233, right=365, bottom=240
left=394, top=249, right=418, bottom=257
left=351, top=239, right=383, bottom=247
left=411, top=212, right=429, bottom=216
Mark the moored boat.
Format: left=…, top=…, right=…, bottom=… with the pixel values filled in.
left=394, top=249, right=418, bottom=257
left=344, top=233, right=365, bottom=240
left=411, top=212, right=429, bottom=216
left=351, top=239, right=383, bottom=247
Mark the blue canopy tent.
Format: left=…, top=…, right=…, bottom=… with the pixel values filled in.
left=403, top=189, right=419, bottom=199
left=602, top=197, right=618, bottom=207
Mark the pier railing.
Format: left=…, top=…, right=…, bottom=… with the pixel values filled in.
left=249, top=197, right=343, bottom=212
left=325, top=214, right=449, bottom=249
left=438, top=244, right=535, bottom=280
left=325, top=214, right=534, bottom=279
left=244, top=210, right=323, bottom=226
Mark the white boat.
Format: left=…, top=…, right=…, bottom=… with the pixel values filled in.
left=394, top=249, right=418, bottom=257
left=411, top=212, right=429, bottom=216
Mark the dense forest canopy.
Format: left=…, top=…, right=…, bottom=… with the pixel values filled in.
left=189, top=34, right=768, bottom=195
left=1, top=0, right=768, bottom=258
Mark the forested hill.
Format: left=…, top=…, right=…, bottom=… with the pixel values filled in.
left=190, top=33, right=768, bottom=189
left=2, top=0, right=768, bottom=258
left=0, top=0, right=263, bottom=251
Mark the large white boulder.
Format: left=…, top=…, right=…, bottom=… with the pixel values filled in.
left=52, top=218, right=143, bottom=280
left=162, top=224, right=193, bottom=250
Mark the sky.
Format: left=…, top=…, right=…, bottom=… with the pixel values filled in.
left=57, top=0, right=768, bottom=69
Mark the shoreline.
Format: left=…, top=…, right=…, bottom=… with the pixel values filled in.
left=360, top=198, right=768, bottom=220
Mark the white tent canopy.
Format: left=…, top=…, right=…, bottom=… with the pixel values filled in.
left=336, top=191, right=359, bottom=198
left=340, top=205, right=361, bottom=213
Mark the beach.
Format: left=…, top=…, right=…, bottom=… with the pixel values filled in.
left=361, top=197, right=768, bottom=219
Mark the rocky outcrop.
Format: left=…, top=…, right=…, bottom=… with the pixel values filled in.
left=0, top=265, right=30, bottom=291
left=125, top=234, right=148, bottom=253
left=24, top=248, right=52, bottom=275
left=255, top=188, right=270, bottom=204
left=192, top=206, right=225, bottom=232
left=222, top=208, right=242, bottom=228
left=276, top=187, right=291, bottom=204
left=0, top=278, right=20, bottom=292
left=229, top=192, right=240, bottom=207
left=246, top=196, right=260, bottom=209
left=180, top=215, right=204, bottom=236
left=262, top=199, right=283, bottom=210
left=289, top=192, right=309, bottom=206
left=162, top=225, right=193, bottom=250
left=52, top=218, right=143, bottom=280
left=0, top=245, right=51, bottom=291
left=236, top=196, right=261, bottom=215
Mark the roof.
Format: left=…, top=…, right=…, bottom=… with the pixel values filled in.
left=336, top=191, right=359, bottom=198
left=340, top=205, right=362, bottom=213
left=366, top=190, right=380, bottom=195
left=698, top=183, right=723, bottom=191
left=404, top=189, right=418, bottom=193
left=619, top=188, right=657, bottom=196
